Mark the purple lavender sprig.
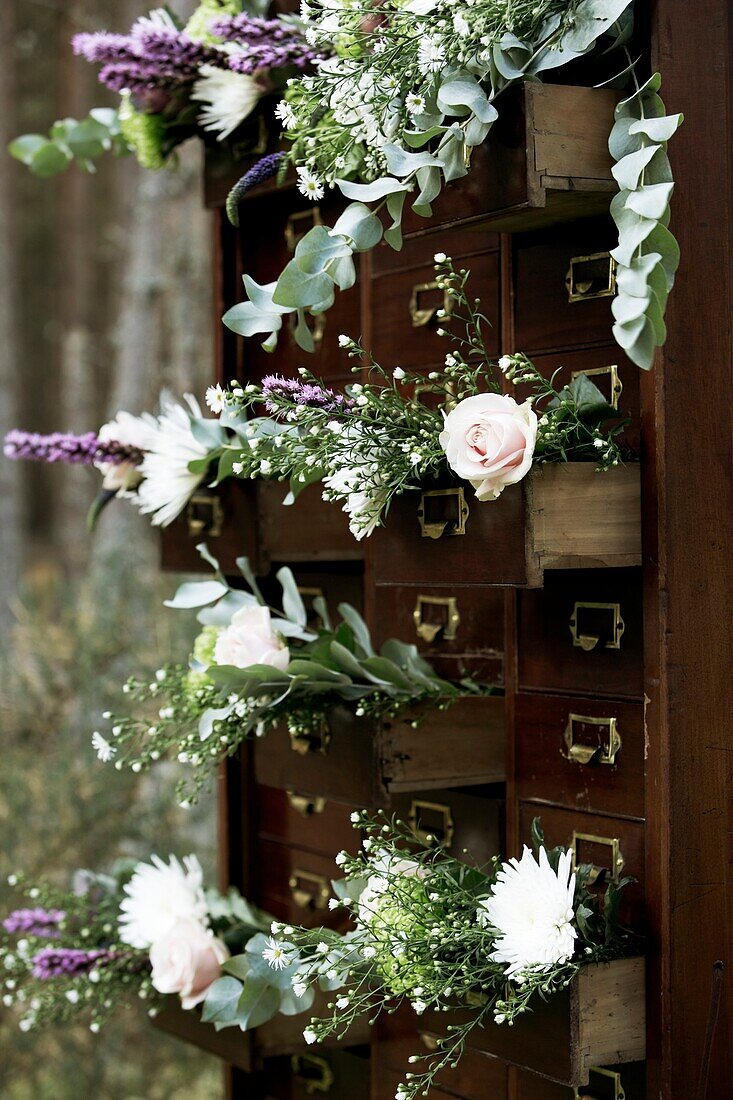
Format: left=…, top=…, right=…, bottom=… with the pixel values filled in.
left=3, top=908, right=65, bottom=938
left=226, top=152, right=284, bottom=225
left=261, top=375, right=353, bottom=415
left=4, top=430, right=143, bottom=468
left=32, top=947, right=114, bottom=980
left=212, top=14, right=319, bottom=73
left=72, top=28, right=222, bottom=97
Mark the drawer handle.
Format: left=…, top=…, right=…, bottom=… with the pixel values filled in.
left=409, top=799, right=455, bottom=850
left=564, top=714, right=622, bottom=767
left=285, top=208, right=323, bottom=252
left=419, top=1032, right=438, bottom=1051
left=565, top=251, right=617, bottom=302
left=289, top=726, right=331, bottom=756
left=286, top=792, right=327, bottom=816
left=289, top=869, right=331, bottom=911
left=291, top=1053, right=334, bottom=1094
left=570, top=831, right=625, bottom=886
left=413, top=594, right=460, bottom=644
left=569, top=602, right=625, bottom=651
left=186, top=492, right=223, bottom=538
left=574, top=1067, right=626, bottom=1100
left=409, top=280, right=453, bottom=327
left=418, top=486, right=469, bottom=539
left=570, top=364, right=623, bottom=410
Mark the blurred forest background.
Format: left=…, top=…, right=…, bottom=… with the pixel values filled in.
left=1, top=1, right=225, bottom=1095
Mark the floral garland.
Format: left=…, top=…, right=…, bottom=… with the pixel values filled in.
left=95, top=547, right=484, bottom=804
left=213, top=813, right=638, bottom=1100
left=0, top=853, right=292, bottom=1034
left=9, top=2, right=318, bottom=175
left=4, top=258, right=628, bottom=541
left=225, top=0, right=681, bottom=371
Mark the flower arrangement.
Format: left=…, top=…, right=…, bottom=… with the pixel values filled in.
left=97, top=546, right=485, bottom=804
left=9, top=2, right=319, bottom=175
left=0, top=852, right=294, bottom=1035
left=224, top=0, right=681, bottom=371
left=254, top=813, right=637, bottom=1100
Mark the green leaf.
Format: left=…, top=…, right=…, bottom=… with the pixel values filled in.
left=329, top=640, right=368, bottom=679
left=30, top=141, right=72, bottom=178
left=201, top=976, right=244, bottom=1026
left=437, top=74, right=498, bottom=125
left=335, top=176, right=411, bottom=202
left=361, top=656, right=417, bottom=691
left=611, top=144, right=660, bottom=191
left=235, top=976, right=281, bottom=1030
left=624, top=181, right=673, bottom=220
left=337, top=603, right=375, bottom=657
left=272, top=260, right=336, bottom=311
left=294, top=225, right=352, bottom=275
left=628, top=113, right=683, bottom=143
left=222, top=300, right=285, bottom=339
left=276, top=566, right=308, bottom=627
left=331, top=203, right=384, bottom=251
left=8, top=134, right=48, bottom=165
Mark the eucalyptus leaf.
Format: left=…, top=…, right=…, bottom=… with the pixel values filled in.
left=335, top=176, right=411, bottom=202
left=272, top=260, right=336, bottom=311
left=276, top=566, right=308, bottom=627
left=235, top=976, right=281, bottom=1030
left=164, top=580, right=228, bottom=609
left=201, top=976, right=244, bottom=1026
left=337, top=603, right=375, bottom=657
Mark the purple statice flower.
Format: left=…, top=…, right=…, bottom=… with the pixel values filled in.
left=4, top=430, right=143, bottom=468
left=211, top=15, right=320, bottom=75
left=32, top=947, right=113, bottom=980
left=261, top=375, right=353, bottom=415
left=226, top=152, right=285, bottom=225
left=3, top=908, right=65, bottom=938
left=72, top=28, right=222, bottom=96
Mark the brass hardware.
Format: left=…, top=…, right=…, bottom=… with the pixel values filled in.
left=571, top=832, right=625, bottom=886
left=571, top=364, right=623, bottom=410
left=574, top=1067, right=626, bottom=1100
left=289, top=868, right=331, bottom=911
left=419, top=1032, right=439, bottom=1052
left=417, top=486, right=469, bottom=539
left=291, top=1053, right=334, bottom=1094
left=409, top=280, right=454, bottom=327
left=288, top=310, right=326, bottom=346
left=289, top=726, right=331, bottom=756
left=564, top=714, right=622, bottom=766
left=409, top=799, right=455, bottom=849
left=186, top=492, right=224, bottom=538
left=297, top=586, right=326, bottom=627
left=412, top=594, right=460, bottom=644
left=566, top=252, right=617, bottom=302
left=286, top=791, right=327, bottom=816
left=285, top=208, right=323, bottom=252
left=569, top=602, right=625, bottom=651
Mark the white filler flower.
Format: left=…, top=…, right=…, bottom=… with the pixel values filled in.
left=119, top=854, right=209, bottom=949
left=478, top=846, right=577, bottom=980
left=135, top=394, right=209, bottom=527
left=192, top=65, right=262, bottom=141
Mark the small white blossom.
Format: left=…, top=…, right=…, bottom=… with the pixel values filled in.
left=297, top=166, right=325, bottom=201
left=275, top=100, right=298, bottom=130
left=405, top=93, right=426, bottom=116
left=262, top=937, right=295, bottom=971
left=393, top=367, right=406, bottom=380
left=91, top=732, right=115, bottom=763
left=593, top=437, right=605, bottom=449
left=338, top=334, right=351, bottom=347
left=303, top=1027, right=318, bottom=1045
left=433, top=252, right=446, bottom=263
left=498, top=355, right=514, bottom=373
left=205, top=384, right=226, bottom=414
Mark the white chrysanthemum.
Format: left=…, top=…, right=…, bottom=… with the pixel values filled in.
left=477, top=847, right=577, bottom=980
left=118, top=855, right=209, bottom=949
left=191, top=65, right=262, bottom=140
left=131, top=8, right=178, bottom=36
left=134, top=394, right=209, bottom=527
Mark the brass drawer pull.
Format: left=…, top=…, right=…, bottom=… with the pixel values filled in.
left=413, top=594, right=460, bottom=644
left=418, top=486, right=469, bottom=539
left=289, top=868, right=331, bottom=911
left=570, top=364, right=623, bottom=409
left=409, top=799, right=455, bottom=850
left=291, top=1053, right=334, bottom=1094
left=565, top=252, right=617, bottom=302
left=563, top=714, right=621, bottom=766
left=186, top=492, right=223, bottom=538
left=574, top=1067, right=626, bottom=1100
left=286, top=791, right=327, bottom=816
left=569, top=602, right=625, bottom=651
left=409, top=280, right=454, bottom=327
left=289, top=726, right=331, bottom=756
left=419, top=1032, right=438, bottom=1052
left=570, top=831, right=625, bottom=886
left=285, top=208, right=323, bottom=252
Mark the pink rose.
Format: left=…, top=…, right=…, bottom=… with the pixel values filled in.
left=213, top=604, right=290, bottom=671
left=438, top=393, right=538, bottom=501
left=149, top=918, right=229, bottom=1010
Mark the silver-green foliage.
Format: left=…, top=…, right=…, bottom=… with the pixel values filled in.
left=8, top=109, right=129, bottom=177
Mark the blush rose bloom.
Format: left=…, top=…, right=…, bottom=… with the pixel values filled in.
left=439, top=393, right=538, bottom=501
left=149, top=918, right=229, bottom=1010
left=213, top=604, right=290, bottom=671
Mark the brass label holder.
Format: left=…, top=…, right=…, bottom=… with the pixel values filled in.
left=571, top=364, right=623, bottom=409
left=574, top=1066, right=626, bottom=1100
left=566, top=252, right=617, bottom=302
left=289, top=726, right=331, bottom=756
left=291, top=1053, right=334, bottom=1094
left=409, top=280, right=454, bottom=327
left=413, top=594, right=460, bottom=644
left=285, top=207, right=323, bottom=253
left=418, top=486, right=469, bottom=539
left=564, top=714, right=622, bottom=766
left=186, top=492, right=224, bottom=539
left=569, top=602, right=625, bottom=651
left=571, top=831, right=625, bottom=886
left=409, top=799, right=455, bottom=850
left=286, top=791, right=327, bottom=817
left=289, top=868, right=331, bottom=911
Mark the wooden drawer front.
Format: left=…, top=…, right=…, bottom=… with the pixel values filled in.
left=258, top=564, right=363, bottom=631
left=372, top=1039, right=508, bottom=1100
left=513, top=219, right=617, bottom=354
left=258, top=1049, right=371, bottom=1099
left=255, top=840, right=346, bottom=930
left=380, top=696, right=506, bottom=793
left=257, top=483, right=361, bottom=565
left=160, top=481, right=259, bottom=575
left=371, top=222, right=500, bottom=275
left=515, top=693, right=645, bottom=820
left=254, top=707, right=381, bottom=807
left=257, top=785, right=358, bottom=855
left=514, top=1062, right=646, bottom=1099
left=517, top=569, right=643, bottom=700
left=369, top=583, right=504, bottom=684
left=370, top=249, right=500, bottom=372
left=518, top=803, right=645, bottom=930
left=390, top=789, right=504, bottom=867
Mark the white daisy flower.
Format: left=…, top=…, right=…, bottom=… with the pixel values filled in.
left=91, top=732, right=116, bottom=763
left=134, top=394, right=209, bottom=527
left=262, top=937, right=295, bottom=971
left=296, top=166, right=325, bottom=201
left=275, top=100, right=298, bottom=130
left=205, top=383, right=227, bottom=414
left=118, top=854, right=208, bottom=950
left=405, top=93, right=426, bottom=116
left=191, top=65, right=262, bottom=141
